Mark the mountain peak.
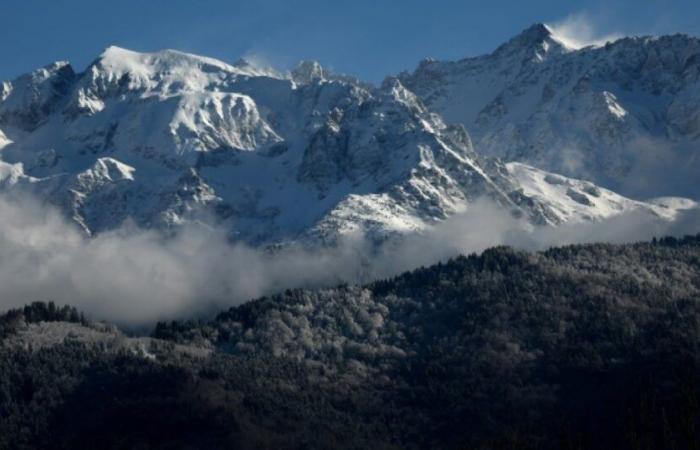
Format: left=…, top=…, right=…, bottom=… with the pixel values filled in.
left=291, top=60, right=325, bottom=84
left=100, top=45, right=133, bottom=58
left=96, top=46, right=234, bottom=72
left=82, top=46, right=284, bottom=97
left=519, top=23, right=553, bottom=42
left=493, top=22, right=570, bottom=60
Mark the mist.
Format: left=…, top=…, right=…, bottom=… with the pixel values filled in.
left=547, top=13, right=623, bottom=49
left=0, top=193, right=698, bottom=326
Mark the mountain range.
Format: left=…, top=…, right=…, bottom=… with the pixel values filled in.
left=0, top=25, right=698, bottom=244
left=399, top=23, right=700, bottom=199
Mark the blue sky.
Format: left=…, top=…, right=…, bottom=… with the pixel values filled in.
left=1, top=0, right=699, bottom=83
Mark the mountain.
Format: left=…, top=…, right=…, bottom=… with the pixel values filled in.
left=399, top=23, right=700, bottom=199
left=0, top=46, right=688, bottom=244
left=2, top=235, right=700, bottom=448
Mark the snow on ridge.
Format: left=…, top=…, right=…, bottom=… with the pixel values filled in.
left=99, top=45, right=252, bottom=78
left=0, top=129, right=11, bottom=150
left=506, top=162, right=687, bottom=222
left=170, top=91, right=283, bottom=152
left=89, top=157, right=136, bottom=182
left=1, top=37, right=695, bottom=245
left=88, top=45, right=283, bottom=97
left=399, top=26, right=700, bottom=200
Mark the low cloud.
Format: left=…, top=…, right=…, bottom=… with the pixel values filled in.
left=616, top=135, right=700, bottom=199
left=0, top=193, right=375, bottom=325
left=547, top=13, right=623, bottom=49
left=0, top=194, right=698, bottom=326
left=534, top=137, right=700, bottom=200
left=374, top=200, right=700, bottom=274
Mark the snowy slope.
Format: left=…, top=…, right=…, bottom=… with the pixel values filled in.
left=506, top=162, right=696, bottom=223
left=399, top=24, right=700, bottom=199
left=0, top=46, right=690, bottom=244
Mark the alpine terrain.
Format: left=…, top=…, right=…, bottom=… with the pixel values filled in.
left=0, top=43, right=694, bottom=244
left=400, top=23, right=700, bottom=199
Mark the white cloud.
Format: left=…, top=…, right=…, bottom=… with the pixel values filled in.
left=238, top=49, right=278, bottom=71
left=547, top=13, right=623, bottom=50
left=0, top=193, right=697, bottom=326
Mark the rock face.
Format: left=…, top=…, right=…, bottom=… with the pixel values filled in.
left=0, top=45, right=690, bottom=244
left=399, top=23, right=700, bottom=198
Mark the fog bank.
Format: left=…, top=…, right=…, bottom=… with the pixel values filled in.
left=0, top=194, right=698, bottom=325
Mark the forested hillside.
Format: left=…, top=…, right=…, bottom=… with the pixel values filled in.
left=2, top=235, right=700, bottom=449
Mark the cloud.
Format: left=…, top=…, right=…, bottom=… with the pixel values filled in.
left=375, top=199, right=700, bottom=273
left=0, top=193, right=372, bottom=325
left=615, top=135, right=700, bottom=199
left=547, top=13, right=623, bottom=49
left=0, top=193, right=697, bottom=326
left=238, top=49, right=282, bottom=72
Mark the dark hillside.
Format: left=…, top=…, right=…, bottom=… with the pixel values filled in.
left=2, top=235, right=700, bottom=449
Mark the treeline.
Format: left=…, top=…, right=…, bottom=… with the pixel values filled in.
left=0, top=301, right=86, bottom=339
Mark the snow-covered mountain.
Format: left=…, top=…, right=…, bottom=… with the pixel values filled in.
left=0, top=46, right=691, bottom=244
left=399, top=23, right=700, bottom=199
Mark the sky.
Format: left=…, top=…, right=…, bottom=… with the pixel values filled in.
left=1, top=0, right=700, bottom=83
